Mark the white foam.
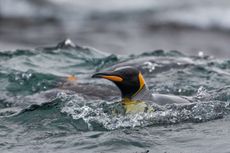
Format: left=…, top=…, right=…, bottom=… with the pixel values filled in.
left=64, top=39, right=76, bottom=47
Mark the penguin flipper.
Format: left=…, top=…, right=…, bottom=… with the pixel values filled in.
left=152, top=94, right=191, bottom=106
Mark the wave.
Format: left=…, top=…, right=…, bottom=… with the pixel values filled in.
left=0, top=39, right=120, bottom=75
left=0, top=40, right=230, bottom=131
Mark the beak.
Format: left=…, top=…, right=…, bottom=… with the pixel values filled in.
left=92, top=71, right=123, bottom=82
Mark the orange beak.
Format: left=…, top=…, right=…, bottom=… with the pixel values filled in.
left=92, top=72, right=123, bottom=82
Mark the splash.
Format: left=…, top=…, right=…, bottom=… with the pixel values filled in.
left=59, top=91, right=230, bottom=131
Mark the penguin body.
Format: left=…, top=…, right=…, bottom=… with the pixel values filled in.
left=92, top=66, right=190, bottom=114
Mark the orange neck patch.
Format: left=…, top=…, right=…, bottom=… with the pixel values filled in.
left=132, top=72, right=145, bottom=97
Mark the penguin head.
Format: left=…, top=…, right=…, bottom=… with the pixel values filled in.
left=92, top=66, right=146, bottom=99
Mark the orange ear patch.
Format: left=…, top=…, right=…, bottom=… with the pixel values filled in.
left=102, top=75, right=123, bottom=82
left=132, top=72, right=146, bottom=97
left=138, top=72, right=145, bottom=90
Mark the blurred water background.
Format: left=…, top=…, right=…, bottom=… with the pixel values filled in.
left=0, top=0, right=230, bottom=57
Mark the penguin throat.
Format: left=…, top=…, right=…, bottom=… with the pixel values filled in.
left=122, top=85, right=150, bottom=101
left=121, top=92, right=155, bottom=114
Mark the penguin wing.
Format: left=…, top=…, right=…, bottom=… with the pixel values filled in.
left=151, top=94, right=191, bottom=106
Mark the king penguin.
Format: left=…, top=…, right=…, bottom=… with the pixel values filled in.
left=92, top=66, right=190, bottom=114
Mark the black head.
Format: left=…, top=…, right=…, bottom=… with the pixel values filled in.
left=92, top=66, right=146, bottom=99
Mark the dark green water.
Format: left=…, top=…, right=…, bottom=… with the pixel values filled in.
left=0, top=40, right=230, bottom=153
